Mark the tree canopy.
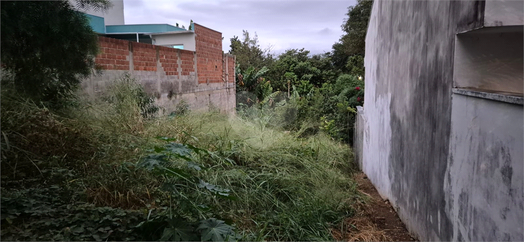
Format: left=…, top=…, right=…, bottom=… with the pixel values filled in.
left=229, top=30, right=273, bottom=72
left=1, top=0, right=110, bottom=105
left=330, top=0, right=373, bottom=74
left=229, top=0, right=373, bottom=143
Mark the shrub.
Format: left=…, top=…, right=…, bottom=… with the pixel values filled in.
left=1, top=1, right=100, bottom=106
left=1, top=75, right=362, bottom=241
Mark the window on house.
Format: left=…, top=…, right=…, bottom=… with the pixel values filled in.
left=169, top=45, right=184, bottom=50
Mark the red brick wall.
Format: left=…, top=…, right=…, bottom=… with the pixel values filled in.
left=95, top=29, right=231, bottom=81
left=180, top=50, right=195, bottom=75
left=91, top=32, right=235, bottom=114
left=96, top=37, right=129, bottom=70
left=195, top=23, right=223, bottom=84
left=158, top=47, right=178, bottom=76
left=132, top=42, right=157, bottom=72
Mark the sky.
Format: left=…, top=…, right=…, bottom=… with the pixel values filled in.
left=123, top=0, right=357, bottom=56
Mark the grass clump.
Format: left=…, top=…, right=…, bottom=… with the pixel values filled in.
left=155, top=113, right=358, bottom=240
left=1, top=74, right=361, bottom=241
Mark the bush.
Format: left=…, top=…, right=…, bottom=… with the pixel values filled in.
left=1, top=76, right=362, bottom=241
left=1, top=1, right=100, bottom=107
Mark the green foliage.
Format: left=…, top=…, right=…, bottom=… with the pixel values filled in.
left=1, top=186, right=146, bottom=241
left=330, top=0, right=373, bottom=72
left=239, top=73, right=365, bottom=143
left=1, top=1, right=100, bottom=106
left=176, top=113, right=357, bottom=240
left=1, top=80, right=361, bottom=241
left=229, top=30, right=272, bottom=72
left=1, top=1, right=375, bottom=239
left=340, top=0, right=374, bottom=56
left=266, top=48, right=326, bottom=92
left=346, top=55, right=365, bottom=77
left=320, top=116, right=338, bottom=138
left=174, top=100, right=190, bottom=116
left=231, top=0, right=372, bottom=116
left=73, top=0, right=112, bottom=11
left=107, top=74, right=159, bottom=119
left=236, top=66, right=271, bottom=104
left=133, top=139, right=241, bottom=241
left=197, top=218, right=237, bottom=241
left=237, top=66, right=269, bottom=93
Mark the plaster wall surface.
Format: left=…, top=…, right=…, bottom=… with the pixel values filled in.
left=454, top=26, right=523, bottom=94
left=83, top=71, right=235, bottom=115
left=484, top=0, right=524, bottom=26
left=444, top=93, right=523, bottom=241
left=76, top=0, right=124, bottom=25
left=152, top=33, right=196, bottom=51
left=354, top=106, right=365, bottom=169
left=362, top=0, right=489, bottom=240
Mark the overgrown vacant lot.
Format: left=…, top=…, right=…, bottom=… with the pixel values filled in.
left=1, top=80, right=364, bottom=241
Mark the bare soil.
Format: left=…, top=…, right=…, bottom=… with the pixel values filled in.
left=332, top=172, right=417, bottom=241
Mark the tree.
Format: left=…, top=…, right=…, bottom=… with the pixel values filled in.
left=330, top=0, right=373, bottom=72
left=266, top=48, right=330, bottom=94
left=229, top=30, right=272, bottom=72
left=346, top=55, right=364, bottom=77
left=1, top=0, right=110, bottom=105
left=340, top=0, right=373, bottom=56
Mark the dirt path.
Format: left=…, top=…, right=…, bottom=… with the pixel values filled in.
left=332, top=172, right=416, bottom=241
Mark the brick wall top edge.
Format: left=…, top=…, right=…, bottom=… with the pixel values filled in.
left=156, top=45, right=188, bottom=53
left=194, top=23, right=222, bottom=35
left=179, top=49, right=196, bottom=54
left=132, top=41, right=157, bottom=49
left=98, top=36, right=129, bottom=45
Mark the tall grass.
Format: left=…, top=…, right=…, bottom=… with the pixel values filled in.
left=140, top=112, right=359, bottom=240
left=1, top=74, right=361, bottom=241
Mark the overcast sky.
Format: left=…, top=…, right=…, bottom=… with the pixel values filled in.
left=123, top=0, right=356, bottom=56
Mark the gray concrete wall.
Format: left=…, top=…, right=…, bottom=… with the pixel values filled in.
left=484, top=0, right=524, bottom=26
left=82, top=70, right=236, bottom=115
left=354, top=106, right=365, bottom=169
left=359, top=0, right=524, bottom=240
left=445, top=91, right=523, bottom=241
left=454, top=26, right=523, bottom=94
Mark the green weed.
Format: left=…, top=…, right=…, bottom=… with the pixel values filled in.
left=1, top=75, right=361, bottom=241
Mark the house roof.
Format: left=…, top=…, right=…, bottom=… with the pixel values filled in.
left=106, top=24, right=188, bottom=34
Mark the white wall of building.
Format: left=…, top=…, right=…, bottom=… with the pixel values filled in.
left=71, top=0, right=124, bottom=25
left=152, top=33, right=196, bottom=51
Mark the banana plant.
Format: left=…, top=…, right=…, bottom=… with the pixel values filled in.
left=236, top=66, right=268, bottom=92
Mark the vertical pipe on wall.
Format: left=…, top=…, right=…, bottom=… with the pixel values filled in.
left=136, top=33, right=139, bottom=43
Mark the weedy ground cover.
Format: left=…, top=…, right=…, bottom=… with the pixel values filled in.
left=1, top=76, right=363, bottom=241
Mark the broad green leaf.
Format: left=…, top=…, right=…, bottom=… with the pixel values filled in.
left=197, top=218, right=234, bottom=242
left=164, top=143, right=192, bottom=160
left=138, top=154, right=169, bottom=170
left=160, top=227, right=196, bottom=241
left=185, top=143, right=209, bottom=155
left=187, top=161, right=202, bottom=171
left=162, top=167, right=192, bottom=180
left=71, top=225, right=84, bottom=234
left=160, top=218, right=198, bottom=241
